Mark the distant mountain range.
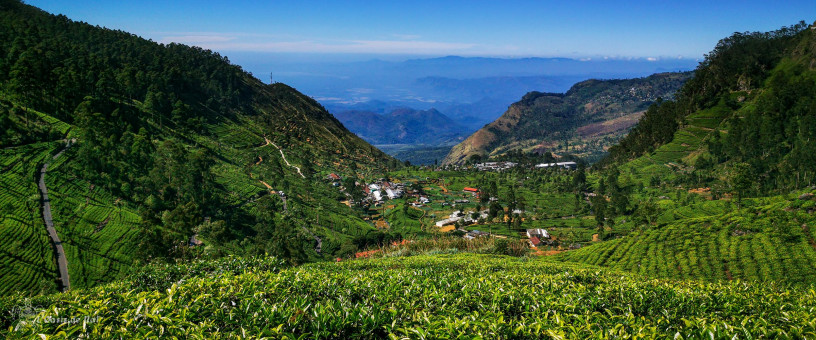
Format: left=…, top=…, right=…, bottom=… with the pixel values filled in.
left=443, top=72, right=693, bottom=164
left=237, top=53, right=699, bottom=134
left=334, top=108, right=469, bottom=145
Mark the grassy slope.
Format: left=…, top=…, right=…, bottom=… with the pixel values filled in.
left=0, top=106, right=145, bottom=294
left=616, top=100, right=733, bottom=187
left=3, top=253, right=815, bottom=338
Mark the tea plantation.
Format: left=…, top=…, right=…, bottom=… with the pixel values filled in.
left=3, top=254, right=815, bottom=338
left=0, top=142, right=61, bottom=296
left=556, top=190, right=816, bottom=284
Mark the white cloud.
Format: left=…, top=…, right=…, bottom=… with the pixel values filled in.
left=157, top=32, right=482, bottom=55
left=392, top=34, right=422, bottom=40
left=159, top=35, right=236, bottom=44
left=646, top=57, right=658, bottom=61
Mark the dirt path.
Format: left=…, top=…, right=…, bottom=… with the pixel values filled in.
left=251, top=141, right=289, bottom=211
left=264, top=137, right=305, bottom=179
left=410, top=205, right=428, bottom=231
left=39, top=140, right=73, bottom=292
left=259, top=180, right=273, bottom=190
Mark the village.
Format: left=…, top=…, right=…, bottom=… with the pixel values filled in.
left=323, top=161, right=586, bottom=249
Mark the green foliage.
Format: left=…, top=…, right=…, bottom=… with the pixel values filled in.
left=127, top=255, right=287, bottom=292
left=3, top=254, right=816, bottom=338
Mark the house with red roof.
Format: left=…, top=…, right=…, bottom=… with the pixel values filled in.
left=462, top=187, right=480, bottom=198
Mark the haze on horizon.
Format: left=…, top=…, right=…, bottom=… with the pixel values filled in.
left=25, top=0, right=815, bottom=62
left=24, top=0, right=816, bottom=137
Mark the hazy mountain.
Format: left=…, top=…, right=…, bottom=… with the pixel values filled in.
left=335, top=108, right=469, bottom=145
left=236, top=53, right=699, bottom=131
left=443, top=72, right=692, bottom=164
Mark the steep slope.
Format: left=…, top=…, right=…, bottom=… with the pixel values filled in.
left=443, top=72, right=691, bottom=164
left=552, top=21, right=816, bottom=283
left=334, top=107, right=468, bottom=145
left=0, top=0, right=394, bottom=295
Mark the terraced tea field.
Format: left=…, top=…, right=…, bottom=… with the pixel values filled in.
left=44, top=149, right=144, bottom=289
left=620, top=102, right=732, bottom=185
left=555, top=191, right=816, bottom=283
left=0, top=143, right=61, bottom=295
left=4, top=253, right=816, bottom=338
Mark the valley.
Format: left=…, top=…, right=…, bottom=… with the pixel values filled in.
left=1, top=0, right=816, bottom=338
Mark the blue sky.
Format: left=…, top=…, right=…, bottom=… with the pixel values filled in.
left=27, top=0, right=816, bottom=60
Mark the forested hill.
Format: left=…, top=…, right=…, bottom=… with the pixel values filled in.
left=442, top=72, right=691, bottom=165
left=0, top=0, right=389, bottom=165
left=600, top=20, right=815, bottom=194
left=0, top=0, right=395, bottom=295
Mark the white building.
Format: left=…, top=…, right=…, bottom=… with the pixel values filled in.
left=475, top=162, right=518, bottom=172
left=435, top=217, right=460, bottom=227
left=535, top=162, right=577, bottom=170
left=385, top=188, right=403, bottom=199
left=526, top=228, right=550, bottom=239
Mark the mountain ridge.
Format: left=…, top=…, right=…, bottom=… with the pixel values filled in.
left=443, top=72, right=692, bottom=164
left=334, top=107, right=469, bottom=145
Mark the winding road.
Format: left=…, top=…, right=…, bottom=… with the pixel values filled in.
left=264, top=137, right=305, bottom=179
left=39, top=140, right=72, bottom=292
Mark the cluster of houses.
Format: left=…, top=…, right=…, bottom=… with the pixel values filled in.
left=436, top=160, right=579, bottom=172
left=327, top=173, right=406, bottom=205
left=364, top=181, right=405, bottom=205
left=435, top=210, right=490, bottom=228
left=534, top=161, right=578, bottom=170
left=474, top=162, right=518, bottom=172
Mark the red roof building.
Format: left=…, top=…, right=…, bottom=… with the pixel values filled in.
left=463, top=187, right=480, bottom=198
left=529, top=236, right=541, bottom=247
